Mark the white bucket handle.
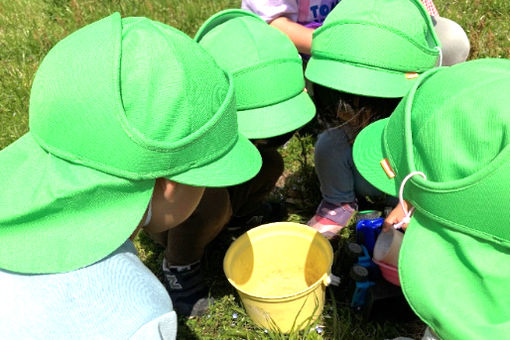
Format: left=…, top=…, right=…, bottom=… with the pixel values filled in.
left=323, top=273, right=341, bottom=286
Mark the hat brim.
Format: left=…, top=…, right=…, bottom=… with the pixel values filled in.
left=352, top=118, right=398, bottom=196
left=305, top=56, right=419, bottom=98
left=399, top=211, right=510, bottom=339
left=237, top=90, right=316, bottom=139
left=168, top=133, right=262, bottom=187
left=0, top=133, right=154, bottom=274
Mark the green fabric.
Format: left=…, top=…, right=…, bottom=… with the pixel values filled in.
left=400, top=213, right=510, bottom=340
left=195, top=9, right=315, bottom=139
left=0, top=134, right=154, bottom=273
left=30, top=13, right=260, bottom=184
left=353, top=59, right=510, bottom=339
left=0, top=13, right=261, bottom=273
left=305, top=0, right=440, bottom=98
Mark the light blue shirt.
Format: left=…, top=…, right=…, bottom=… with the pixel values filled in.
left=0, top=240, right=176, bottom=339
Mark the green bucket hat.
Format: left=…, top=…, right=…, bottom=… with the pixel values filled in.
left=353, top=59, right=510, bottom=339
left=0, top=13, right=261, bottom=274
left=195, top=9, right=315, bottom=139
left=305, top=0, right=441, bottom=98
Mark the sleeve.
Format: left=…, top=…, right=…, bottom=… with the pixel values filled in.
left=129, top=312, right=178, bottom=340
left=241, top=0, right=300, bottom=23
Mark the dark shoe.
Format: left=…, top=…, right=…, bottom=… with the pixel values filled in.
left=228, top=201, right=287, bottom=229
left=162, top=259, right=213, bottom=317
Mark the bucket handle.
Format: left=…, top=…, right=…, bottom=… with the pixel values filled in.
left=323, top=274, right=341, bottom=287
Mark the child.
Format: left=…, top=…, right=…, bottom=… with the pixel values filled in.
left=241, top=0, right=439, bottom=55
left=303, top=0, right=442, bottom=238
left=145, top=9, right=316, bottom=317
left=352, top=58, right=510, bottom=340
left=0, top=13, right=261, bottom=339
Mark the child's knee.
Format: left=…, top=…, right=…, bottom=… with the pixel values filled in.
left=315, top=128, right=351, bottom=163
left=259, top=148, right=285, bottom=182
left=196, top=188, right=233, bottom=228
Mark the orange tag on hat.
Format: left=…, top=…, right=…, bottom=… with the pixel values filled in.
left=380, top=158, right=396, bottom=178
left=405, top=73, right=419, bottom=79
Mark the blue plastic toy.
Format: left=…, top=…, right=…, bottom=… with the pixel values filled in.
left=356, top=217, right=384, bottom=255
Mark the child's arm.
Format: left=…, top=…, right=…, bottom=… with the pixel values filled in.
left=269, top=16, right=314, bottom=55
left=242, top=0, right=313, bottom=54
left=382, top=200, right=413, bottom=231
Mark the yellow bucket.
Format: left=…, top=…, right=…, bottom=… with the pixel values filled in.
left=223, top=222, right=334, bottom=333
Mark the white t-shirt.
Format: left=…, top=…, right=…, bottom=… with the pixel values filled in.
left=242, top=0, right=341, bottom=25
left=241, top=0, right=438, bottom=25
left=0, top=240, right=177, bottom=340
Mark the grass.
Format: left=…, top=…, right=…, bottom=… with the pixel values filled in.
left=1, top=0, right=509, bottom=339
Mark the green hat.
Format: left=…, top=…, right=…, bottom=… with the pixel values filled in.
left=305, top=0, right=441, bottom=98
left=195, top=9, right=315, bottom=139
left=353, top=59, right=510, bottom=339
left=0, top=13, right=261, bottom=274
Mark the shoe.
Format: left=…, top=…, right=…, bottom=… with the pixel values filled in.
left=161, top=258, right=213, bottom=317
left=307, top=200, right=357, bottom=239
left=228, top=201, right=287, bottom=229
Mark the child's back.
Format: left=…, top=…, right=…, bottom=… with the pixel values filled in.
left=0, top=241, right=175, bottom=339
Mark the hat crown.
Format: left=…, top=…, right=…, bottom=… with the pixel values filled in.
left=404, top=59, right=510, bottom=182
left=29, top=13, right=237, bottom=180
left=197, top=11, right=305, bottom=113
left=120, top=17, right=228, bottom=144
left=199, top=15, right=299, bottom=71
left=311, top=0, right=440, bottom=70
left=195, top=10, right=314, bottom=139
left=326, top=0, right=435, bottom=45
left=307, top=0, right=440, bottom=98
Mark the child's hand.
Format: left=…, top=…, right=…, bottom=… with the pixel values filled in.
left=382, top=200, right=412, bottom=231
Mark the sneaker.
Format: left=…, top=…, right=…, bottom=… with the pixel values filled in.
left=161, top=258, right=213, bottom=317
left=307, top=200, right=357, bottom=239
left=228, top=201, right=287, bottom=230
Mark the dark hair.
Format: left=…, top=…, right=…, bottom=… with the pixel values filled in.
left=313, top=84, right=400, bottom=143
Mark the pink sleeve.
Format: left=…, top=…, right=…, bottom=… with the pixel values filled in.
left=420, top=0, right=439, bottom=17
left=241, top=0, right=300, bottom=23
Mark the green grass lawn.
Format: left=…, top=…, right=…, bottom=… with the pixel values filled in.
left=1, top=0, right=509, bottom=339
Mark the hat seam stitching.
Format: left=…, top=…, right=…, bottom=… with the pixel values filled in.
left=403, top=68, right=510, bottom=188
left=314, top=19, right=439, bottom=54
left=404, top=144, right=510, bottom=192
left=400, top=68, right=441, bottom=172
left=410, top=204, right=510, bottom=247
left=311, top=50, right=436, bottom=73
left=231, top=58, right=302, bottom=75
left=34, top=136, right=236, bottom=180
left=116, top=20, right=228, bottom=153
left=412, top=74, right=510, bottom=147
left=118, top=72, right=236, bottom=153
left=237, top=88, right=304, bottom=111
left=240, top=18, right=262, bottom=62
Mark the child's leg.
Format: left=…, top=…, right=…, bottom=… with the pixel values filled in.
left=161, top=188, right=231, bottom=264
left=308, top=127, right=358, bottom=238
left=314, top=127, right=356, bottom=204
left=146, top=187, right=231, bottom=317
left=228, top=146, right=285, bottom=224
left=146, top=146, right=284, bottom=316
